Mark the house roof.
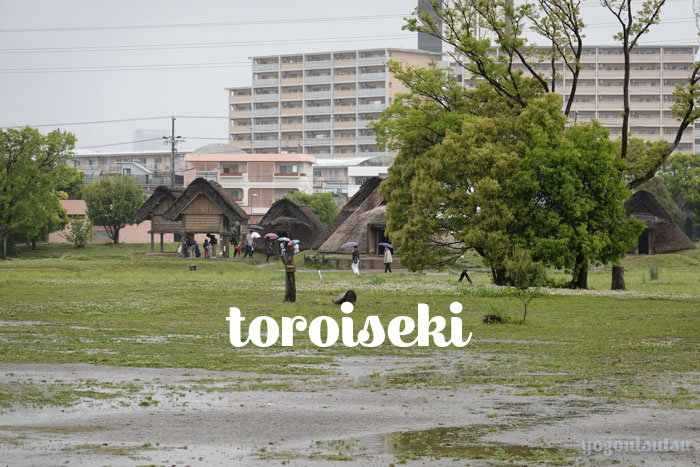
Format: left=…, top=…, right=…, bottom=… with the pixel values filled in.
left=259, top=199, right=325, bottom=232
left=60, top=200, right=87, bottom=216
left=162, top=178, right=249, bottom=223
left=185, top=153, right=316, bottom=163
left=135, top=185, right=183, bottom=223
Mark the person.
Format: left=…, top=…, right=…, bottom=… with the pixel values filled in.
left=293, top=243, right=300, bottom=255
left=244, top=232, right=254, bottom=258
left=351, top=245, right=360, bottom=275
left=185, top=236, right=196, bottom=258
left=194, top=241, right=201, bottom=258
left=279, top=240, right=286, bottom=256
left=383, top=247, right=393, bottom=273
left=203, top=239, right=210, bottom=258
left=231, top=234, right=240, bottom=257
left=264, top=238, right=272, bottom=263
left=207, top=233, right=218, bottom=257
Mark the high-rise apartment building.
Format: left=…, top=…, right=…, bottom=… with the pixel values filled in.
left=461, top=44, right=699, bottom=154
left=226, top=48, right=441, bottom=158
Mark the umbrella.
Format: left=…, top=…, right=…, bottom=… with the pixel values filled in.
left=288, top=239, right=300, bottom=246
left=248, top=225, right=263, bottom=231
left=341, top=241, right=359, bottom=248
left=278, top=237, right=291, bottom=242
left=250, top=232, right=261, bottom=239
left=378, top=242, right=393, bottom=249
left=264, top=233, right=279, bottom=239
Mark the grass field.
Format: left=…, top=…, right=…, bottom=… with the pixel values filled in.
left=1, top=242, right=699, bottom=409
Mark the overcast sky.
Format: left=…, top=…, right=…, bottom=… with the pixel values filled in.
left=0, top=0, right=697, bottom=151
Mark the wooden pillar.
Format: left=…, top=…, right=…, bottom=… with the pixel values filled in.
left=159, top=233, right=164, bottom=253
left=222, top=234, right=230, bottom=258
left=281, top=249, right=296, bottom=302
left=150, top=232, right=154, bottom=252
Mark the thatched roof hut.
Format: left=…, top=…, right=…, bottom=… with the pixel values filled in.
left=163, top=178, right=249, bottom=256
left=625, top=190, right=696, bottom=254
left=258, top=198, right=324, bottom=251
left=135, top=186, right=184, bottom=252
left=311, top=176, right=384, bottom=250
left=318, top=177, right=390, bottom=255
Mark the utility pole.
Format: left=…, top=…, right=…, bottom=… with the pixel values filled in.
left=163, top=116, right=185, bottom=187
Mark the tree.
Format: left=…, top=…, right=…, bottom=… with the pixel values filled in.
left=660, top=153, right=700, bottom=227
left=284, top=191, right=340, bottom=226
left=82, top=175, right=146, bottom=244
left=63, top=217, right=93, bottom=248
left=54, top=164, right=85, bottom=199
left=0, top=127, right=76, bottom=259
left=637, top=176, right=686, bottom=227
left=504, top=248, right=546, bottom=322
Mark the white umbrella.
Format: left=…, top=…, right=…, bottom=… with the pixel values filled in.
left=250, top=232, right=261, bottom=239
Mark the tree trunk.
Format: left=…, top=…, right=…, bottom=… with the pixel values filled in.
left=113, top=228, right=120, bottom=244
left=0, top=234, right=7, bottom=260
left=282, top=250, right=296, bottom=302
left=611, top=266, right=626, bottom=290
left=31, top=238, right=37, bottom=250
left=491, top=267, right=508, bottom=286
left=571, top=253, right=588, bottom=289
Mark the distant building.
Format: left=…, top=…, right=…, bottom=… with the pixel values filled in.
left=133, top=129, right=171, bottom=151
left=417, top=0, right=442, bottom=54
left=183, top=143, right=315, bottom=219
left=313, top=155, right=393, bottom=206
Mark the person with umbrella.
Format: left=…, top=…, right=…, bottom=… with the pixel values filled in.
left=206, top=233, right=218, bottom=257
left=264, top=233, right=278, bottom=263
left=342, top=242, right=360, bottom=275
left=244, top=231, right=254, bottom=258
left=380, top=242, right=393, bottom=273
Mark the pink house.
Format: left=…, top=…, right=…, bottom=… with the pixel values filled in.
left=47, top=200, right=154, bottom=244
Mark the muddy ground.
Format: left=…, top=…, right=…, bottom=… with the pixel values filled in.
left=1, top=355, right=698, bottom=466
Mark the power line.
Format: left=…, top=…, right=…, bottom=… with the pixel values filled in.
left=1, top=116, right=228, bottom=129
left=0, top=34, right=415, bottom=55
left=0, top=14, right=412, bottom=34
left=76, top=137, right=165, bottom=149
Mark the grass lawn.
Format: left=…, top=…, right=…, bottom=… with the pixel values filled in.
left=1, top=242, right=699, bottom=407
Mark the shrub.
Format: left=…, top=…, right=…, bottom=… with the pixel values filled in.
left=62, top=218, right=93, bottom=249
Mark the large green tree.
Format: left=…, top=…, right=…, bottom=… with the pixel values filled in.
left=284, top=191, right=340, bottom=226
left=82, top=175, right=146, bottom=244
left=0, top=127, right=76, bottom=259
left=660, top=152, right=700, bottom=228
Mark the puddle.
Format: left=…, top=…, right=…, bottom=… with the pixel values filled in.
left=382, top=425, right=574, bottom=460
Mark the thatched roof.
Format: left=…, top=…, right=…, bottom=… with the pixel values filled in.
left=163, top=178, right=249, bottom=222
left=135, top=186, right=183, bottom=223
left=311, top=176, right=384, bottom=250
left=626, top=190, right=695, bottom=253
left=319, top=205, right=387, bottom=254
left=260, top=199, right=324, bottom=232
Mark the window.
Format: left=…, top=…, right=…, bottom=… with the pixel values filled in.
left=228, top=189, right=242, bottom=200
left=278, top=164, right=297, bottom=174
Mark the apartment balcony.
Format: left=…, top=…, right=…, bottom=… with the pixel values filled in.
left=334, top=137, right=356, bottom=145
left=304, top=138, right=332, bottom=146
left=280, top=77, right=303, bottom=85
left=274, top=172, right=306, bottom=177
left=304, top=59, right=332, bottom=69
left=357, top=103, right=386, bottom=112
left=357, top=135, right=377, bottom=144
left=281, top=62, right=303, bottom=70
left=597, top=53, right=625, bottom=62
left=597, top=102, right=624, bottom=110
left=663, top=69, right=693, bottom=78
left=281, top=107, right=303, bottom=115
left=253, top=62, right=280, bottom=72
left=305, top=105, right=332, bottom=114
left=230, top=140, right=252, bottom=148
left=357, top=151, right=387, bottom=157
left=629, top=117, right=661, bottom=126
left=597, top=70, right=625, bottom=78
left=663, top=53, right=696, bottom=63
left=253, top=93, right=280, bottom=102
left=358, top=56, right=385, bottom=66
left=334, top=120, right=357, bottom=129
left=308, top=151, right=332, bottom=158
left=358, top=88, right=386, bottom=97
left=630, top=101, right=662, bottom=110
left=253, top=123, right=280, bottom=131
left=333, top=90, right=356, bottom=98
left=230, top=109, right=252, bottom=117
left=358, top=72, right=386, bottom=82
left=281, top=92, right=303, bottom=100
left=229, top=93, right=252, bottom=103
left=358, top=119, right=379, bottom=127
left=280, top=123, right=303, bottom=131
left=253, top=108, right=279, bottom=117
left=333, top=105, right=356, bottom=113
left=333, top=59, right=356, bottom=67
left=630, top=85, right=661, bottom=94
left=304, top=91, right=331, bottom=99
left=230, top=126, right=252, bottom=134
left=597, top=86, right=624, bottom=94
left=304, top=75, right=332, bottom=84
left=304, top=121, right=331, bottom=130
left=333, top=74, right=357, bottom=83
left=663, top=117, right=683, bottom=126
left=253, top=78, right=279, bottom=86
left=631, top=53, right=660, bottom=62
left=252, top=139, right=279, bottom=148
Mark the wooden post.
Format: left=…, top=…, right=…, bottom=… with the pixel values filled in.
left=150, top=232, right=154, bottom=252
left=281, top=249, right=296, bottom=302
left=159, top=233, right=164, bottom=253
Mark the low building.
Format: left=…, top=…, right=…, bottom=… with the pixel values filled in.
left=183, top=144, right=315, bottom=220
left=258, top=198, right=325, bottom=251
left=313, top=155, right=392, bottom=206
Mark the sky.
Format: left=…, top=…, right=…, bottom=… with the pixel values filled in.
left=0, top=0, right=697, bottom=151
